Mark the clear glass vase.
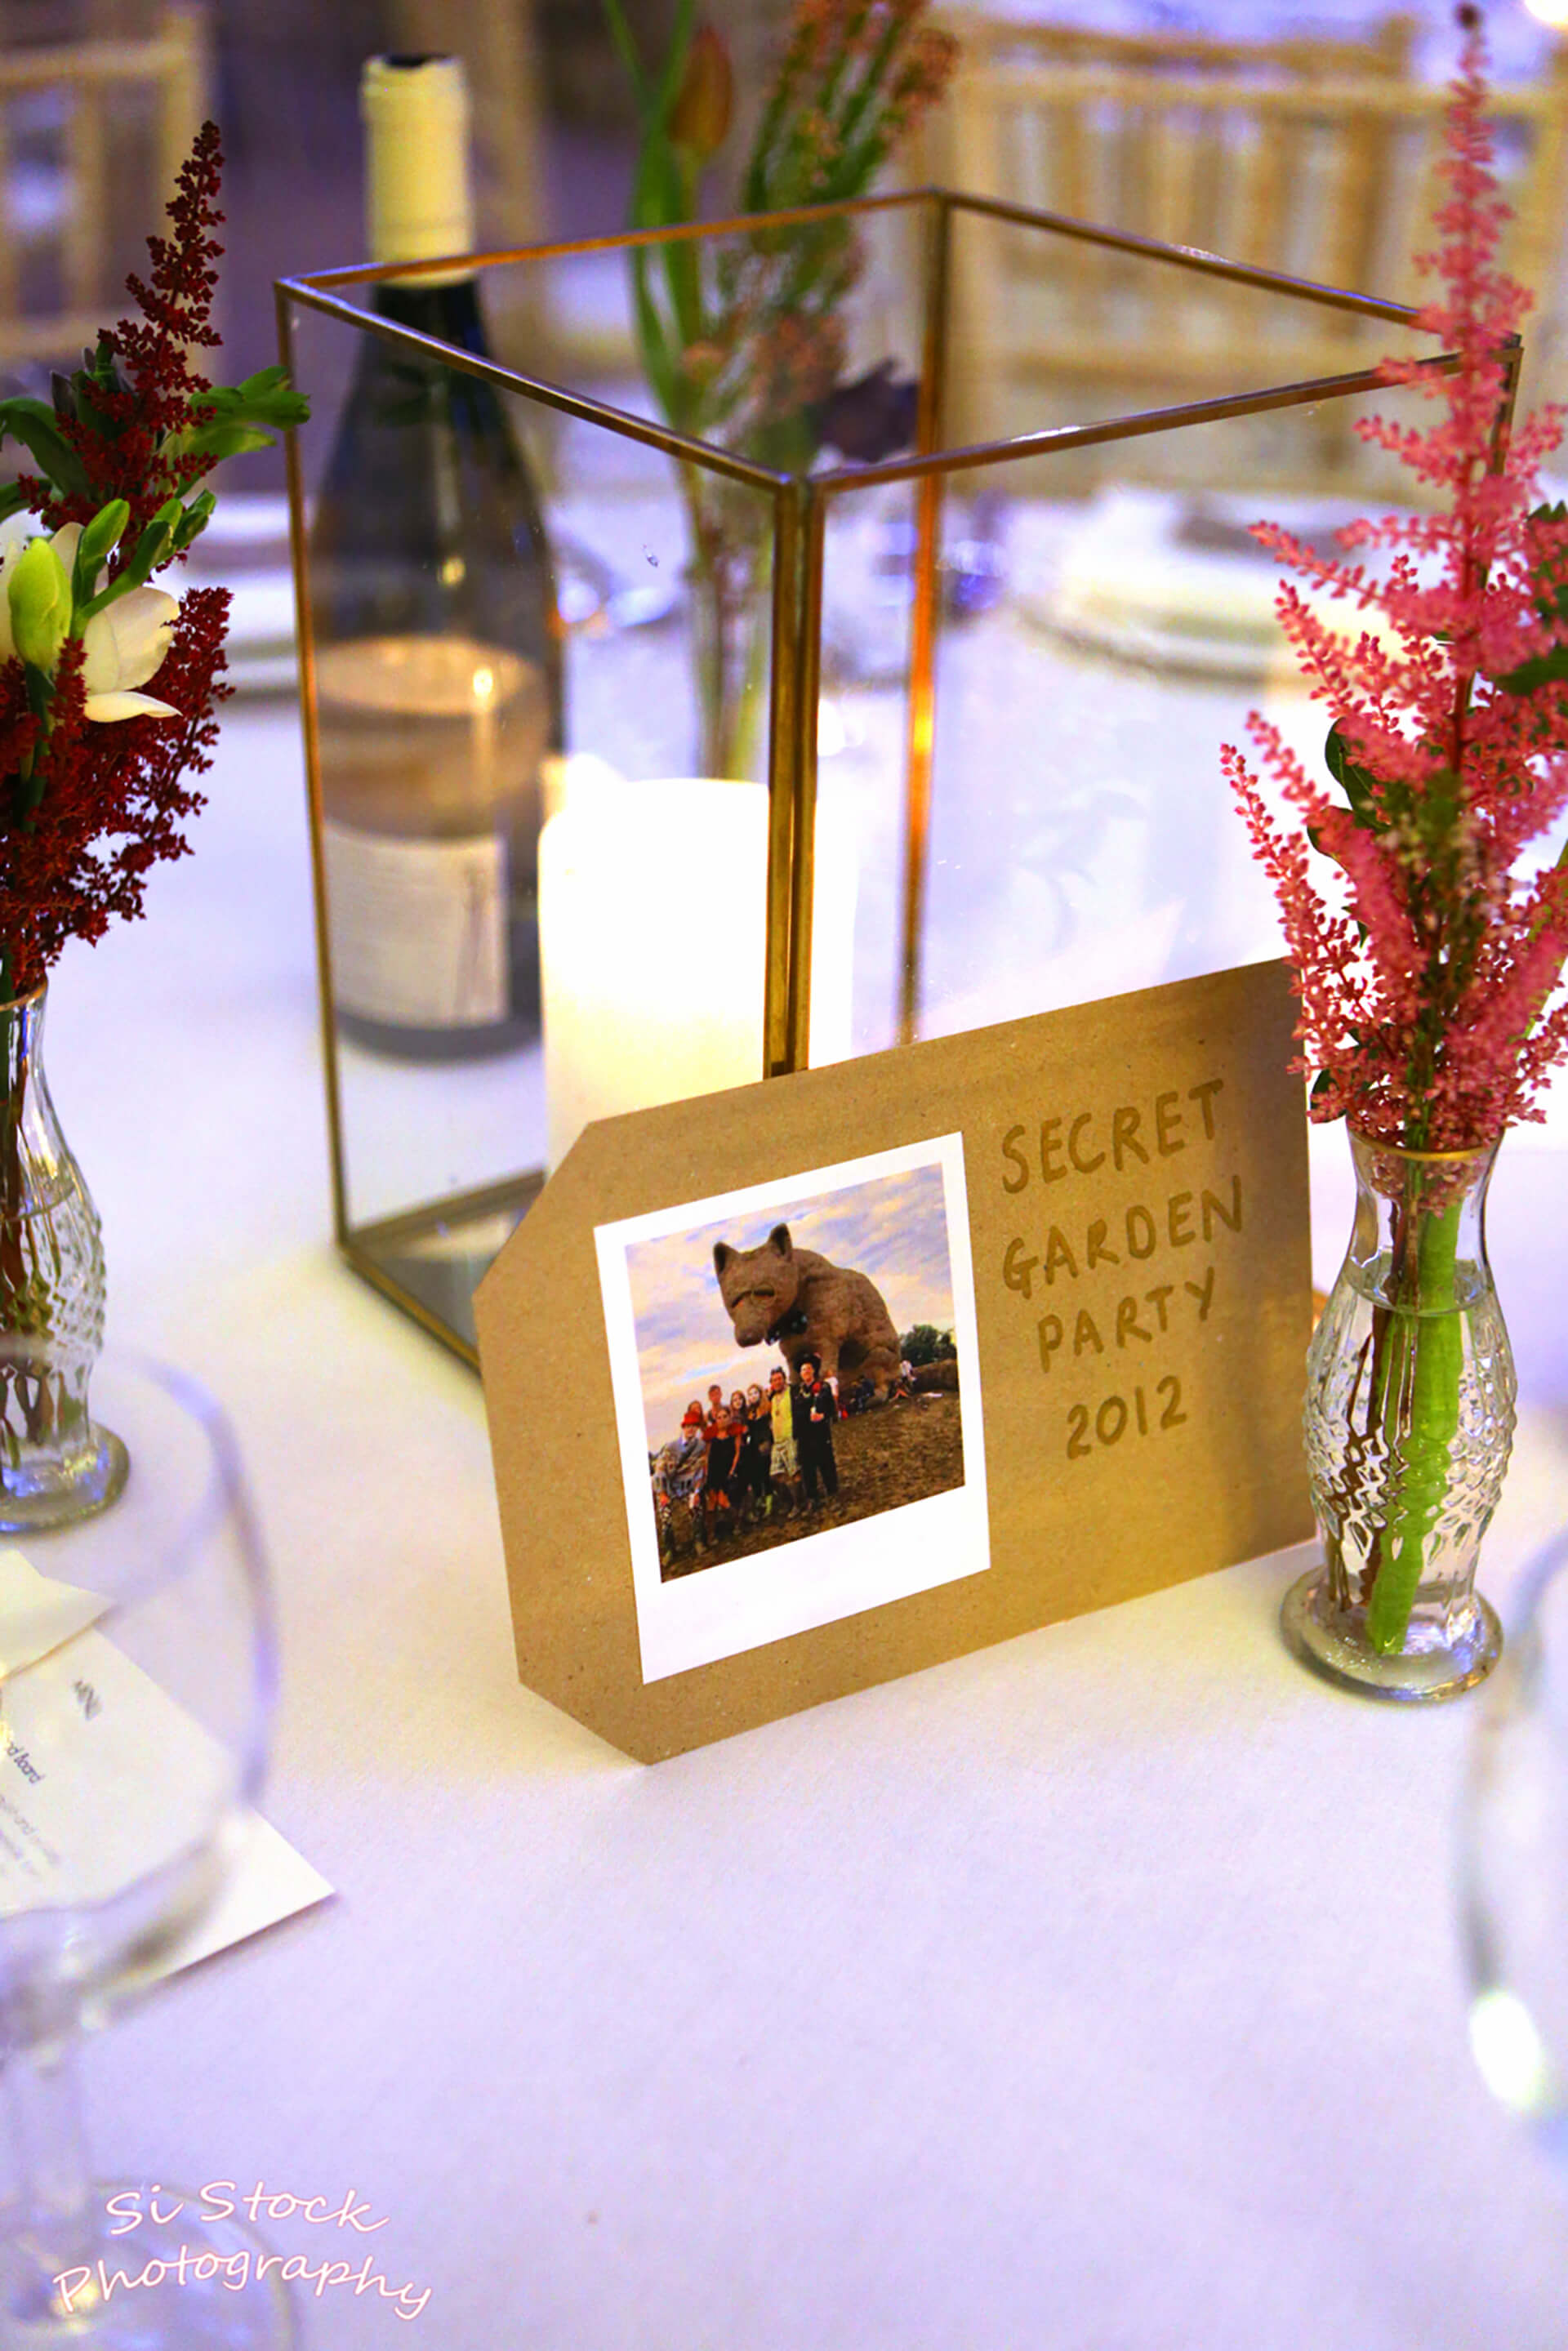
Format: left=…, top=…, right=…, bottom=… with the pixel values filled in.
left=1282, top=1126, right=1514, bottom=1701
left=0, top=986, right=127, bottom=1531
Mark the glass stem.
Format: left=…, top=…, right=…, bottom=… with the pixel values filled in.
left=7, top=2037, right=96, bottom=2267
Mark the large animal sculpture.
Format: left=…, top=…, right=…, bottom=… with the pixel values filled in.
left=712, top=1222, right=902, bottom=1397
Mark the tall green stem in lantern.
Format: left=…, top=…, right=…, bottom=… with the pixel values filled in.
left=600, top=0, right=956, bottom=775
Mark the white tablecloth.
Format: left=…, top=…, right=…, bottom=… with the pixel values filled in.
left=20, top=671, right=1568, bottom=2349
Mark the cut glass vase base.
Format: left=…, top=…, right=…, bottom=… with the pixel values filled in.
left=0, top=2184, right=296, bottom=2346
left=1281, top=1564, right=1502, bottom=1703
left=0, top=1427, right=129, bottom=1535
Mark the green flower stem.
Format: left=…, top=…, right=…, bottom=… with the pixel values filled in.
left=603, top=0, right=942, bottom=774
left=15, top=661, right=54, bottom=826
left=1364, top=1196, right=1465, bottom=1654
left=0, top=1000, right=42, bottom=1456
left=681, top=465, right=769, bottom=779
left=833, top=8, right=910, bottom=160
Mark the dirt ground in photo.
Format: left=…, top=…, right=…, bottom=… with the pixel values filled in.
left=661, top=1393, right=965, bottom=1578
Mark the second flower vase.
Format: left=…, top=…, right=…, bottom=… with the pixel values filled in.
left=1282, top=1127, right=1513, bottom=1702
left=0, top=986, right=127, bottom=1531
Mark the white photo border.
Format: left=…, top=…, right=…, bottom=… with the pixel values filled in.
left=595, top=1131, right=990, bottom=1684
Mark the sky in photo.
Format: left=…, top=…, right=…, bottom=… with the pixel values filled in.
left=627, top=1163, right=957, bottom=1453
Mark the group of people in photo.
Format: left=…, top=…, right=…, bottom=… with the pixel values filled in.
left=651, top=1354, right=912, bottom=1569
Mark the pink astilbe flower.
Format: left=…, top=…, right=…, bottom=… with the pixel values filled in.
left=1226, top=9, right=1568, bottom=1150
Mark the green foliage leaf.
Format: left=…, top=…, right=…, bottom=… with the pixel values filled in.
left=80, top=495, right=184, bottom=615
left=1492, top=643, right=1568, bottom=696
left=172, top=490, right=216, bottom=552
left=76, top=498, right=129, bottom=576
left=199, top=367, right=311, bottom=433
left=0, top=399, right=88, bottom=500
left=127, top=496, right=184, bottom=581
left=163, top=367, right=310, bottom=470
left=1495, top=501, right=1568, bottom=696
left=70, top=497, right=131, bottom=610
left=1324, top=724, right=1383, bottom=830
left=51, top=341, right=127, bottom=442
left=177, top=423, right=275, bottom=464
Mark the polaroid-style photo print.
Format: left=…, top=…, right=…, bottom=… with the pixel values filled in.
left=595, top=1133, right=989, bottom=1682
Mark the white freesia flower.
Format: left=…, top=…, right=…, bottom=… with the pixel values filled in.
left=51, top=522, right=180, bottom=722
left=0, top=517, right=180, bottom=722
left=0, top=512, right=36, bottom=664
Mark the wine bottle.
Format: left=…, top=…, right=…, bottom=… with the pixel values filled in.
left=308, top=52, right=562, bottom=1060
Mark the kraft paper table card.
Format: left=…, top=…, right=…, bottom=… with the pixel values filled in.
left=476, top=960, right=1314, bottom=1761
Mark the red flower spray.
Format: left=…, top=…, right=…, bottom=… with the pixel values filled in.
left=1225, top=11, right=1568, bottom=1152
left=0, top=125, right=306, bottom=1000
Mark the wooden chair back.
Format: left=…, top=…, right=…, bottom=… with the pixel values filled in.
left=935, top=28, right=1568, bottom=472
left=945, top=12, right=1415, bottom=82
left=918, top=8, right=1418, bottom=224
left=0, top=3, right=207, bottom=372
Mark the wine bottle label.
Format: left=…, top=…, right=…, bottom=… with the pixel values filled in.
left=323, top=821, right=509, bottom=1029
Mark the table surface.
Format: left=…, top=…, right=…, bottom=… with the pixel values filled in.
left=17, top=586, right=1568, bottom=2349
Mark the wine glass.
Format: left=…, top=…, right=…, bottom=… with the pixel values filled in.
left=1459, top=1522, right=1568, bottom=2162
left=0, top=1345, right=290, bottom=2346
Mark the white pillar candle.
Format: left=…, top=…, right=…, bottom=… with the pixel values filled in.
left=539, top=777, right=857, bottom=1171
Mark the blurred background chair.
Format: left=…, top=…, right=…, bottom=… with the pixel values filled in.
left=6, top=1, right=1555, bottom=492
left=0, top=1, right=207, bottom=379
left=940, top=14, right=1415, bottom=77
left=929, top=14, right=1568, bottom=484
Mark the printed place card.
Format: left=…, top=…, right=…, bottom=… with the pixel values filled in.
left=0, top=1551, right=331, bottom=1961
left=0, top=1545, right=107, bottom=1675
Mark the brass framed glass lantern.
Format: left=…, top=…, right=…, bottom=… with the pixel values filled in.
left=276, top=187, right=1460, bottom=1366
